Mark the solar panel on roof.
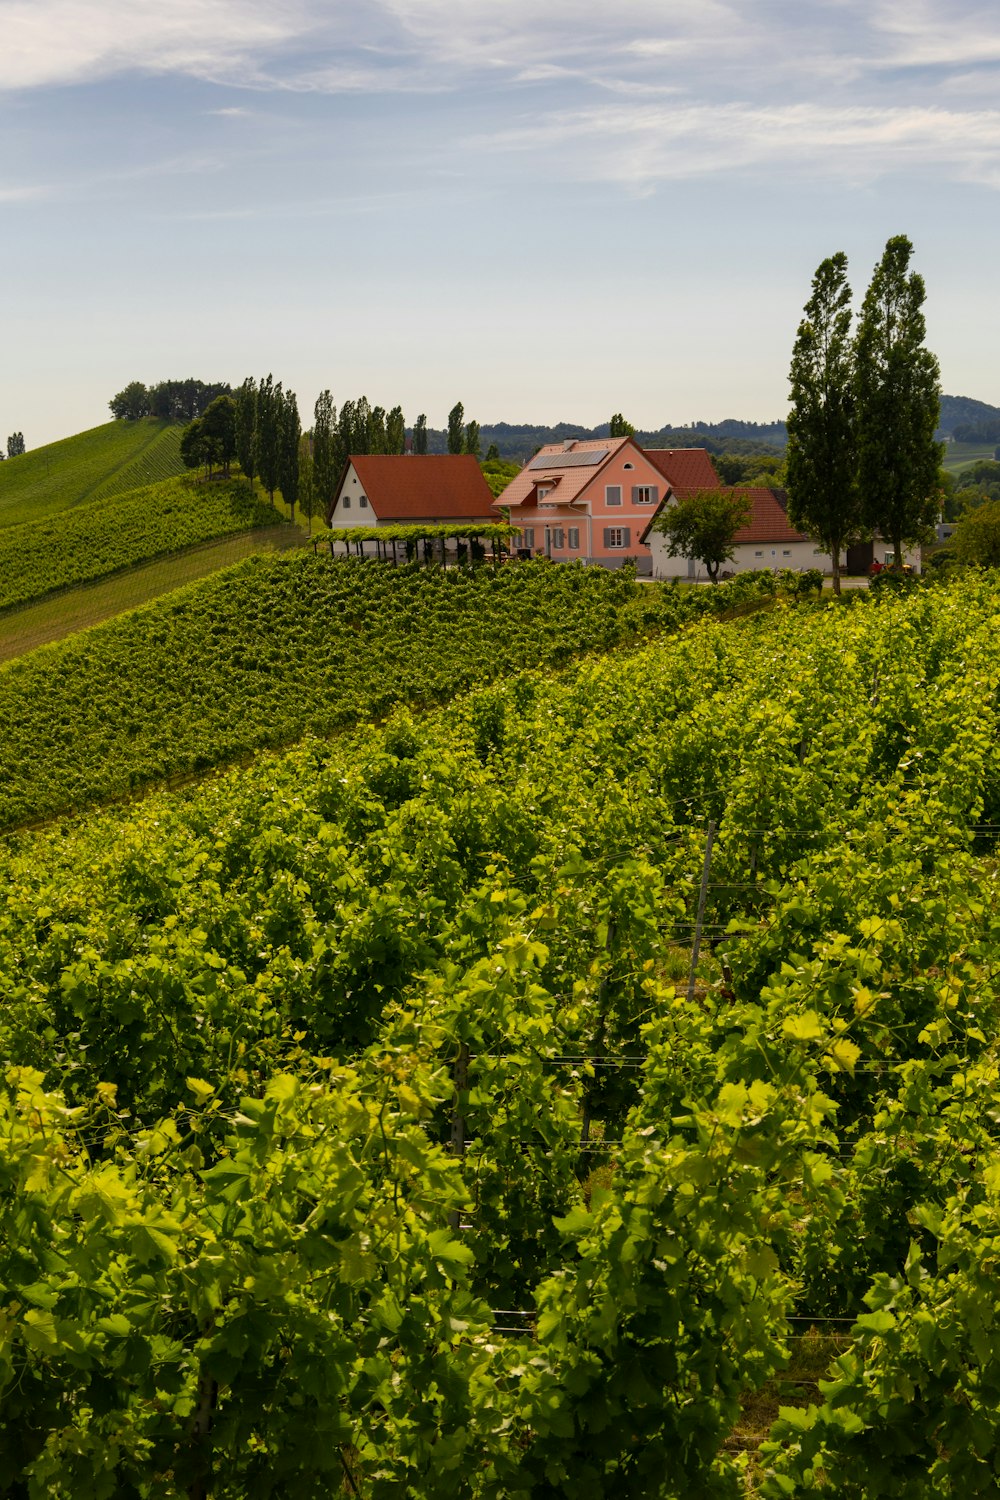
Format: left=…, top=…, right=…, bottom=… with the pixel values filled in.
left=528, top=448, right=609, bottom=470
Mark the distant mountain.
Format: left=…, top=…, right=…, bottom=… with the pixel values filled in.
left=416, top=395, right=998, bottom=464
left=937, top=395, right=1000, bottom=443
left=420, top=419, right=790, bottom=464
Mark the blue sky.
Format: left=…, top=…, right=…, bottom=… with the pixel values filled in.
left=4, top=0, right=1000, bottom=446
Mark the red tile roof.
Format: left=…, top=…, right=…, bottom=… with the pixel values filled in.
left=645, top=448, right=720, bottom=495
left=733, top=488, right=809, bottom=544
left=638, top=486, right=810, bottom=547
left=332, top=455, right=498, bottom=523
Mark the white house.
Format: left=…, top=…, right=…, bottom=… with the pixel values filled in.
left=642, top=487, right=920, bottom=580
left=327, top=454, right=498, bottom=552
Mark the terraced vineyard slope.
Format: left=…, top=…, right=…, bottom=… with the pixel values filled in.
left=0, top=474, right=280, bottom=614
left=2, top=577, right=1000, bottom=1493
left=0, top=418, right=184, bottom=527
left=0, top=555, right=695, bottom=829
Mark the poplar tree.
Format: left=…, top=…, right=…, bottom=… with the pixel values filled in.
left=278, top=389, right=301, bottom=523
left=386, top=405, right=406, bottom=454
left=413, top=414, right=428, bottom=455
left=313, top=390, right=337, bottom=515
left=353, top=397, right=372, bottom=455
left=235, top=378, right=257, bottom=492
left=255, top=374, right=281, bottom=501
left=338, top=400, right=356, bottom=467
left=369, top=405, right=388, bottom=454
left=854, top=235, right=942, bottom=568
left=447, top=402, right=465, bottom=454
left=298, top=433, right=316, bottom=526
left=465, top=419, right=481, bottom=459
left=786, top=252, right=860, bottom=595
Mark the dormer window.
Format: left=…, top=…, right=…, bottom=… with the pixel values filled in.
left=537, top=486, right=552, bottom=500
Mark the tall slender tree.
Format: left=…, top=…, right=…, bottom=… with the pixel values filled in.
left=386, top=405, right=406, bottom=455
left=465, top=419, right=481, bottom=459
left=854, top=235, right=942, bottom=568
left=413, top=414, right=428, bottom=455
left=255, top=374, right=281, bottom=501
left=353, top=397, right=372, bottom=455
left=298, top=432, right=316, bottom=526
left=278, top=390, right=301, bottom=523
left=313, top=390, right=337, bottom=515
left=369, top=405, right=388, bottom=454
left=235, top=378, right=258, bottom=493
left=786, top=252, right=860, bottom=595
left=338, top=400, right=356, bottom=469
left=447, top=402, right=465, bottom=454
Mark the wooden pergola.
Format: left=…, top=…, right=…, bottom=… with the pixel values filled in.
left=311, top=522, right=519, bottom=566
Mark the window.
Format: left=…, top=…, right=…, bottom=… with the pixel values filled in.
left=537, top=486, right=552, bottom=500
left=884, top=551, right=895, bottom=565
left=551, top=528, right=565, bottom=549
left=782, top=549, right=791, bottom=556
left=360, top=496, right=369, bottom=509
left=343, top=496, right=351, bottom=509
left=604, top=526, right=631, bottom=549
left=755, top=550, right=764, bottom=557
left=632, top=485, right=658, bottom=505
left=568, top=527, right=580, bottom=549
left=623, top=462, right=634, bottom=470
left=606, top=485, right=622, bottom=506
left=522, top=528, right=534, bottom=547
left=540, top=503, right=556, bottom=510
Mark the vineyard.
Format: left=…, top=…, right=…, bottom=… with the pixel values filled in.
left=0, top=475, right=279, bottom=614
left=2, top=574, right=1000, bottom=1493
left=0, top=419, right=184, bottom=528
left=0, top=556, right=777, bottom=832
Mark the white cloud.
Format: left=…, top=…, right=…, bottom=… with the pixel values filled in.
left=481, top=100, right=1000, bottom=193
left=5, top=0, right=1000, bottom=194
left=2, top=0, right=998, bottom=98
left=0, top=0, right=316, bottom=91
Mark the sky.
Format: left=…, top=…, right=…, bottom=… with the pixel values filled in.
left=3, top=0, right=1000, bottom=447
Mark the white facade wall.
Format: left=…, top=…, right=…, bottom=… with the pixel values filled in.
left=648, top=533, right=832, bottom=582
left=330, top=464, right=374, bottom=529
left=648, top=534, right=921, bottom=582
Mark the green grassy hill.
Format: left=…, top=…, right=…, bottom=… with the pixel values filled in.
left=0, top=418, right=185, bottom=528
left=942, top=439, right=999, bottom=474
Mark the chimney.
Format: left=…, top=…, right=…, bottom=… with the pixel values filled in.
left=562, top=439, right=575, bottom=452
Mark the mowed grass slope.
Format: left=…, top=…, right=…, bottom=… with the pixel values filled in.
left=0, top=527, right=302, bottom=665
left=0, top=419, right=185, bottom=528
left=0, top=474, right=282, bottom=614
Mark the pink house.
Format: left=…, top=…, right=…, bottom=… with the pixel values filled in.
left=495, top=436, right=682, bottom=575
